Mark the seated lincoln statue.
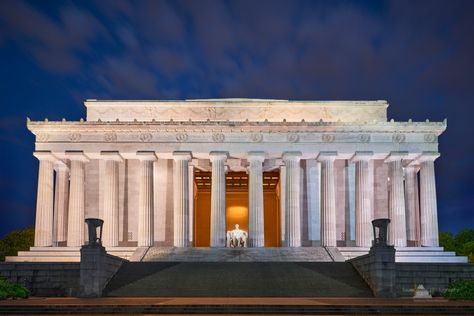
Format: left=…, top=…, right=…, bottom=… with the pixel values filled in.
left=226, top=224, right=248, bottom=248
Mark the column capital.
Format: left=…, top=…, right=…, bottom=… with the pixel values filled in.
left=33, top=151, right=57, bottom=162
left=173, top=151, right=192, bottom=161
left=101, top=151, right=124, bottom=162
left=317, top=151, right=338, bottom=162
left=384, top=151, right=408, bottom=162
left=282, top=151, right=302, bottom=162
left=209, top=151, right=228, bottom=162
left=247, top=151, right=266, bottom=162
left=351, top=151, right=373, bottom=162
left=136, top=151, right=157, bottom=161
left=65, top=151, right=89, bottom=162
left=54, top=160, right=69, bottom=171
left=415, top=151, right=440, bottom=163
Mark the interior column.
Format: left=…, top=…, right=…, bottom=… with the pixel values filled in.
left=137, top=151, right=157, bottom=247
left=33, top=152, right=56, bottom=247
left=282, top=151, right=302, bottom=247
left=318, top=152, right=337, bottom=247
left=173, top=151, right=192, bottom=247
left=385, top=152, right=408, bottom=247
left=66, top=152, right=89, bottom=247
left=418, top=152, right=440, bottom=247
left=353, top=152, right=374, bottom=247
left=101, top=151, right=122, bottom=247
left=248, top=151, right=265, bottom=247
left=210, top=151, right=227, bottom=247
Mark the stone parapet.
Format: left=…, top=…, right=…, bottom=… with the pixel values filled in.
left=79, top=245, right=125, bottom=297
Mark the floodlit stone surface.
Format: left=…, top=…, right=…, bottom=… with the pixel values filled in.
left=15, top=99, right=455, bottom=263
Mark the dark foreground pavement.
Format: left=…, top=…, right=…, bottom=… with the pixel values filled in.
left=0, top=297, right=473, bottom=315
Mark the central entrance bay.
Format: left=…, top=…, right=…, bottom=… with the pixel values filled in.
left=194, top=171, right=281, bottom=247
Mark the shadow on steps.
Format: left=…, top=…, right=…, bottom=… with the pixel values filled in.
left=104, top=262, right=373, bottom=297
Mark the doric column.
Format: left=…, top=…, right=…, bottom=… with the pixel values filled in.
left=101, top=152, right=122, bottom=247
left=210, top=151, right=227, bottom=247
left=418, top=152, right=440, bottom=247
left=188, top=164, right=195, bottom=246
left=282, top=151, right=302, bottom=247
left=33, top=152, right=56, bottom=247
left=279, top=165, right=286, bottom=244
left=318, top=152, right=337, bottom=247
left=137, top=151, right=157, bottom=247
left=352, top=152, right=374, bottom=247
left=385, top=152, right=408, bottom=247
left=248, top=152, right=265, bottom=247
left=53, top=161, right=69, bottom=246
left=173, top=151, right=192, bottom=247
left=404, top=164, right=421, bottom=246
left=66, top=152, right=89, bottom=247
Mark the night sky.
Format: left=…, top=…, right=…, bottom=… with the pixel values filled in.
left=0, top=0, right=473, bottom=238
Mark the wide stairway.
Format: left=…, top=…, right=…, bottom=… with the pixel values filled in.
left=104, top=261, right=373, bottom=297
left=142, top=246, right=345, bottom=262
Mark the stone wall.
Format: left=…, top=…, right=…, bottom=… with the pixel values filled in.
left=80, top=246, right=125, bottom=297
left=396, top=263, right=474, bottom=297
left=350, top=252, right=474, bottom=297
left=0, top=262, right=80, bottom=296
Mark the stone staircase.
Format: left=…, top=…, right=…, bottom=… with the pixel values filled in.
left=104, top=261, right=373, bottom=297
left=5, top=246, right=138, bottom=262
left=143, top=246, right=344, bottom=262
left=338, top=246, right=468, bottom=263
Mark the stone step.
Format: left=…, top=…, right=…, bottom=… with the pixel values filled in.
left=5, top=256, right=81, bottom=262
left=338, top=246, right=468, bottom=263
left=143, top=247, right=336, bottom=262
left=5, top=247, right=137, bottom=262
left=104, top=262, right=373, bottom=297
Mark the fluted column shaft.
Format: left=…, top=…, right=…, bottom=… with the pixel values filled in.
left=283, top=152, right=302, bottom=247
left=137, top=152, right=156, bottom=247
left=248, top=152, right=265, bottom=247
left=279, top=166, right=286, bottom=244
left=53, top=162, right=69, bottom=245
left=173, top=152, right=192, bottom=247
left=419, top=153, right=440, bottom=246
left=188, top=165, right=195, bottom=246
left=210, top=152, right=227, bottom=247
left=386, top=153, right=407, bottom=247
left=34, top=152, right=55, bottom=247
left=318, top=152, right=337, bottom=247
left=102, top=152, right=122, bottom=247
left=353, top=153, right=374, bottom=247
left=405, top=165, right=421, bottom=245
left=67, top=153, right=89, bottom=247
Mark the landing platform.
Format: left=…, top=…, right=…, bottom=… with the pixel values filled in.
left=143, top=247, right=344, bottom=262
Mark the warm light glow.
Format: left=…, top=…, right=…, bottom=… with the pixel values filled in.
left=226, top=205, right=249, bottom=232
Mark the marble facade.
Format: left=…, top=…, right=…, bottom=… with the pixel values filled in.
left=26, top=99, right=445, bottom=251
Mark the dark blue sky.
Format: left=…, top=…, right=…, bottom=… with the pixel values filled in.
left=0, top=0, right=473, bottom=238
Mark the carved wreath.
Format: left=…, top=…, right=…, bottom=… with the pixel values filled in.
left=36, top=133, right=49, bottom=142
left=358, top=134, right=370, bottom=143
left=212, top=133, right=225, bottom=142
left=69, top=133, right=82, bottom=142
left=104, top=132, right=117, bottom=142
left=322, top=134, right=335, bottom=143
left=139, top=133, right=153, bottom=142
left=250, top=133, right=263, bottom=142
left=424, top=133, right=437, bottom=143
left=392, top=133, right=406, bottom=143
left=287, top=133, right=299, bottom=142
left=176, top=132, right=188, bottom=142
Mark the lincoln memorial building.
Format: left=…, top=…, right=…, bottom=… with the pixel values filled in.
left=9, top=99, right=464, bottom=263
